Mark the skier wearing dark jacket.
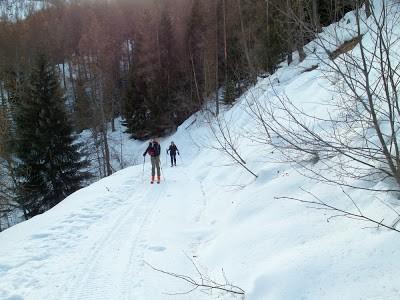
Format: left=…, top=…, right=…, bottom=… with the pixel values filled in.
left=143, top=138, right=161, bottom=184
left=167, top=141, right=179, bottom=167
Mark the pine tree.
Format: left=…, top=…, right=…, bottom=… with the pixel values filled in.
left=157, top=4, right=186, bottom=129
left=123, top=65, right=149, bottom=138
left=224, top=77, right=236, bottom=105
left=74, top=78, right=94, bottom=133
left=158, top=5, right=177, bottom=101
left=14, top=54, right=90, bottom=218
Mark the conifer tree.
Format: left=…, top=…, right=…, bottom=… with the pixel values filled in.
left=123, top=65, right=149, bottom=138
left=224, top=77, right=236, bottom=105
left=158, top=5, right=177, bottom=101
left=74, top=78, right=93, bottom=133
left=14, top=54, right=89, bottom=218
left=157, top=4, right=185, bottom=127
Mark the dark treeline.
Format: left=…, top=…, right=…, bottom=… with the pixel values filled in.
left=0, top=0, right=363, bottom=138
left=0, top=0, right=368, bottom=226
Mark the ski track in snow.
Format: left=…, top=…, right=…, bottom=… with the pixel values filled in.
left=55, top=160, right=207, bottom=300
left=0, top=159, right=208, bottom=300
left=60, top=179, right=167, bottom=300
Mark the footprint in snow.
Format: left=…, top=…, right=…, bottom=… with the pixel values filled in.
left=147, top=246, right=166, bottom=252
left=5, top=295, right=24, bottom=300
left=30, top=233, right=51, bottom=239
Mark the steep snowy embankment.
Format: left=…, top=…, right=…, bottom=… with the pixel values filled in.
left=2, top=3, right=400, bottom=300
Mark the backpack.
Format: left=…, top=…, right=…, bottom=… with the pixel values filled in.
left=148, top=147, right=155, bottom=156
left=154, top=143, right=161, bottom=156
left=148, top=142, right=160, bottom=156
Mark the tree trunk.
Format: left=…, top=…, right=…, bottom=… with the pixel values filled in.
left=297, top=46, right=306, bottom=62
left=312, top=0, right=321, bottom=32
left=287, top=52, right=293, bottom=65
left=286, top=0, right=293, bottom=65
left=266, top=0, right=271, bottom=71
left=364, top=0, right=371, bottom=18
left=237, top=0, right=255, bottom=81
left=215, top=0, right=219, bottom=116
left=126, top=39, right=131, bottom=70
left=223, top=0, right=228, bottom=86
left=111, top=117, right=115, bottom=132
left=189, top=47, right=202, bottom=108
left=92, top=129, right=104, bottom=178
left=67, top=61, right=77, bottom=103
left=297, top=0, right=306, bottom=62
left=0, top=81, right=5, bottom=106
left=101, top=123, right=112, bottom=176
left=62, top=61, right=67, bottom=90
left=86, top=55, right=113, bottom=178
left=97, top=79, right=113, bottom=177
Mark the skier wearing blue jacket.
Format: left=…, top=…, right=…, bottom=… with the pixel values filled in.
left=167, top=141, right=179, bottom=167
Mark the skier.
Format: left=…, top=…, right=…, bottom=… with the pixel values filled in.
left=167, top=141, right=179, bottom=167
left=143, top=138, right=161, bottom=184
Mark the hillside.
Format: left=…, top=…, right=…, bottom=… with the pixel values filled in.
left=1, top=1, right=400, bottom=299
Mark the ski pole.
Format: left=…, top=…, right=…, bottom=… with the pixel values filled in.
left=160, top=165, right=166, bottom=181
left=142, top=156, right=145, bottom=182
left=160, top=164, right=166, bottom=182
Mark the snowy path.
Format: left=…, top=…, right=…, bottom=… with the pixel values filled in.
left=59, top=163, right=207, bottom=300
left=0, top=160, right=208, bottom=300
left=61, top=181, right=166, bottom=300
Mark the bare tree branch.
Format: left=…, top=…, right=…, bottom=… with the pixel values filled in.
left=145, top=257, right=245, bottom=298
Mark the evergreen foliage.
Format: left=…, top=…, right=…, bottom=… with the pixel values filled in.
left=14, top=55, right=90, bottom=218
left=223, top=77, right=236, bottom=105
left=124, top=5, right=192, bottom=139
left=123, top=65, right=149, bottom=139
left=74, top=78, right=94, bottom=133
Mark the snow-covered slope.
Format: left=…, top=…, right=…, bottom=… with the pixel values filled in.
left=0, top=0, right=48, bottom=21
left=2, top=3, right=400, bottom=300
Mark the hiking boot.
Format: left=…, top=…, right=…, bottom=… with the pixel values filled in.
left=157, top=176, right=161, bottom=184
left=150, top=176, right=155, bottom=184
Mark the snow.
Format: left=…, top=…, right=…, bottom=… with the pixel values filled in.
left=2, top=2, right=400, bottom=299
left=76, top=119, right=145, bottom=178
left=0, top=0, right=48, bottom=21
